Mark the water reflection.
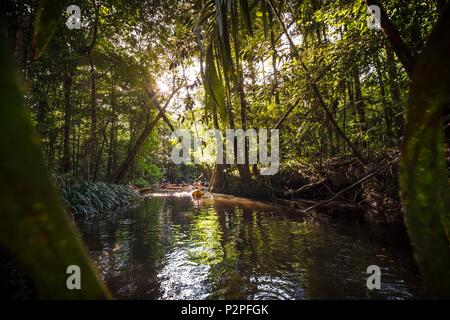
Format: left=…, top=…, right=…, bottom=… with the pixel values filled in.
left=77, top=193, right=424, bottom=299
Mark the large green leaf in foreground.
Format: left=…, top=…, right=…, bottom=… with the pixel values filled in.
left=0, top=20, right=110, bottom=300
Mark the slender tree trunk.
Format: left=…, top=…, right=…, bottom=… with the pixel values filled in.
left=385, top=45, right=404, bottom=140
left=107, top=85, right=117, bottom=178
left=83, top=53, right=97, bottom=180
left=374, top=55, right=394, bottom=140
left=115, top=88, right=179, bottom=183
left=352, top=66, right=367, bottom=132
left=115, top=113, right=162, bottom=183
left=231, top=0, right=251, bottom=183
left=83, top=4, right=99, bottom=180
left=62, top=61, right=73, bottom=173
left=47, top=129, right=58, bottom=170
left=34, top=88, right=48, bottom=138
left=352, top=65, right=368, bottom=151
left=210, top=89, right=226, bottom=192
left=93, top=126, right=107, bottom=181
left=72, top=117, right=77, bottom=176
left=269, top=10, right=280, bottom=107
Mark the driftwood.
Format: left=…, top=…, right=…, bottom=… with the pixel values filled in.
left=274, top=197, right=317, bottom=208
left=274, top=197, right=361, bottom=213
left=300, top=157, right=400, bottom=213
left=286, top=178, right=327, bottom=195
left=138, top=187, right=155, bottom=194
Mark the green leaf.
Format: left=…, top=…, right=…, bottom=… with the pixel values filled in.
left=205, top=40, right=227, bottom=122
left=240, top=0, right=253, bottom=36
left=0, top=32, right=110, bottom=299
left=214, top=0, right=234, bottom=77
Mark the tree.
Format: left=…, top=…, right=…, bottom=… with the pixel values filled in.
left=399, top=5, right=450, bottom=298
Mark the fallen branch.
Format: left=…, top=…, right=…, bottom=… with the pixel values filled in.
left=275, top=97, right=303, bottom=129
left=300, top=157, right=400, bottom=213
left=286, top=178, right=327, bottom=195
left=194, top=173, right=204, bottom=182
left=114, top=87, right=181, bottom=183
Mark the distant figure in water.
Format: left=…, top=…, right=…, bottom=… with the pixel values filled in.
left=191, top=180, right=204, bottom=199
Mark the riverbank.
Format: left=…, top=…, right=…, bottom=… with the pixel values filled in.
left=61, top=150, right=406, bottom=224
left=209, top=151, right=404, bottom=226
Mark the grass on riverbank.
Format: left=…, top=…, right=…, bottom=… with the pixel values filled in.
left=58, top=178, right=140, bottom=216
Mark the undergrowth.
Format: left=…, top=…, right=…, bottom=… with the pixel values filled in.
left=57, top=177, right=140, bottom=215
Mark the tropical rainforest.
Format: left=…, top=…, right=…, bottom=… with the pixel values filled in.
left=0, top=0, right=449, bottom=299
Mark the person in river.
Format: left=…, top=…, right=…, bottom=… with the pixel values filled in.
left=191, top=180, right=204, bottom=199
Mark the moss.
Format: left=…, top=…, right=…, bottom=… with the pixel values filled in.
left=399, top=7, right=450, bottom=298
left=0, top=34, right=110, bottom=299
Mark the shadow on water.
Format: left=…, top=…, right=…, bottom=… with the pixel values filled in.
left=77, top=192, right=425, bottom=300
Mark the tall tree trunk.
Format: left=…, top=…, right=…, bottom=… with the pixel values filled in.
left=385, top=45, right=404, bottom=140
left=93, top=125, right=107, bottom=181
left=107, top=84, right=117, bottom=179
left=353, top=65, right=368, bottom=151
left=84, top=52, right=97, bottom=180
left=62, top=61, right=73, bottom=173
left=209, top=82, right=226, bottom=192
left=365, top=0, right=415, bottom=77
left=399, top=5, right=450, bottom=297
left=83, top=3, right=99, bottom=180
left=115, top=89, right=179, bottom=183
left=269, top=10, right=280, bottom=107
left=115, top=113, right=161, bottom=183
left=231, top=0, right=251, bottom=183
left=374, top=55, right=394, bottom=140
left=34, top=88, right=49, bottom=138
left=352, top=66, right=367, bottom=132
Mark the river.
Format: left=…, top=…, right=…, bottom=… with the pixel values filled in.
left=76, top=191, right=424, bottom=299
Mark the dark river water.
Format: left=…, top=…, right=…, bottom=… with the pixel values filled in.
left=77, top=191, right=425, bottom=300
